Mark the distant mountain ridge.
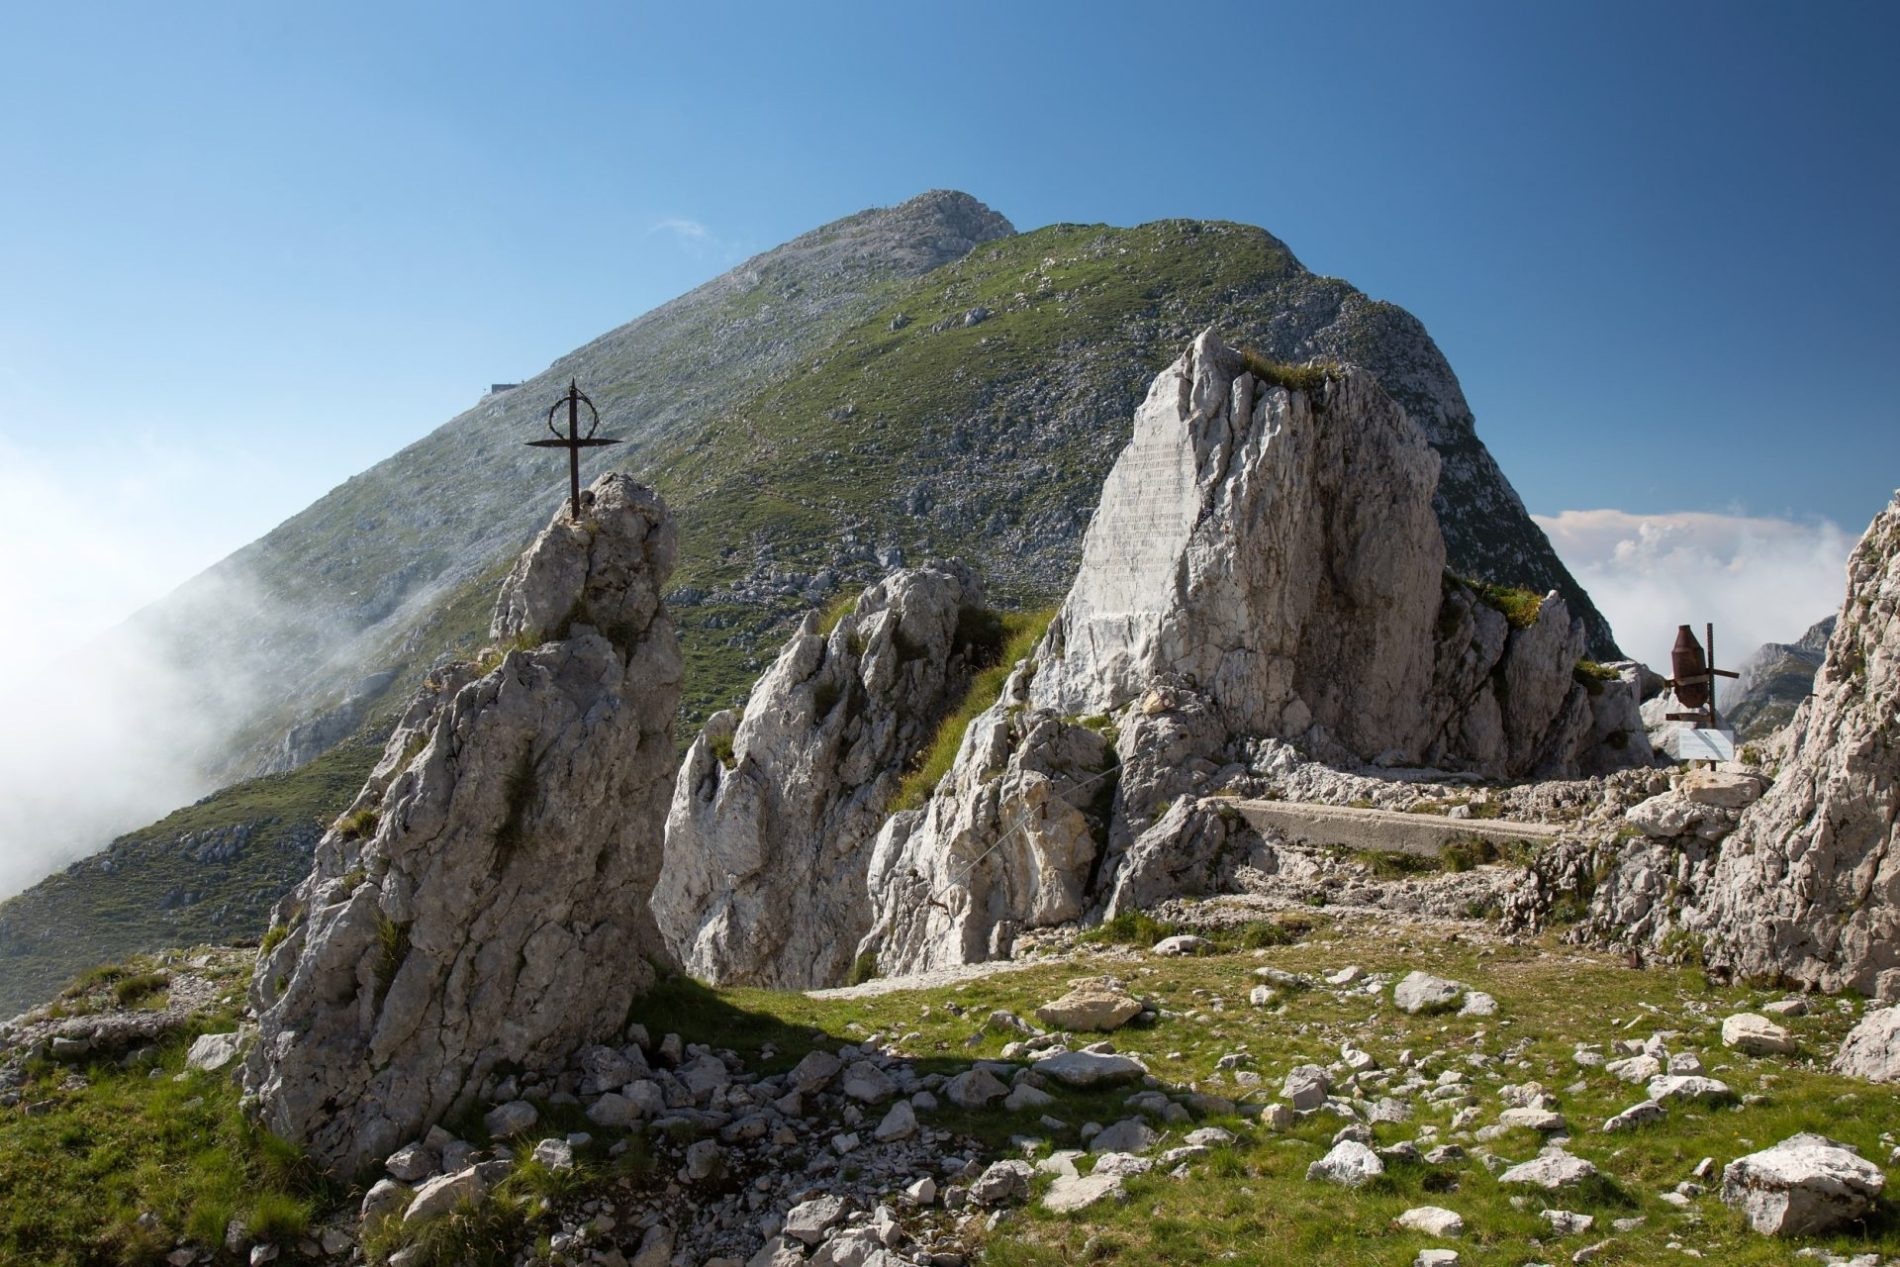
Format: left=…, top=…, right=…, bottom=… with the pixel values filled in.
left=1724, top=614, right=1835, bottom=741
left=0, top=191, right=1617, bottom=1012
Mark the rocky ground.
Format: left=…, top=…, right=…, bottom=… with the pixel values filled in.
left=8, top=898, right=1900, bottom=1267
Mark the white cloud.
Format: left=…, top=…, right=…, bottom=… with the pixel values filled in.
left=1534, top=508, right=1854, bottom=673
left=648, top=216, right=712, bottom=241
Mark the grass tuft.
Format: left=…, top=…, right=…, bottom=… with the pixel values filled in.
left=892, top=608, right=1056, bottom=810
left=1238, top=348, right=1339, bottom=395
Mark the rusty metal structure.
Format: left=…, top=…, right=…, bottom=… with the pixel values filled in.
left=527, top=379, right=621, bottom=520
left=1665, top=623, right=1738, bottom=731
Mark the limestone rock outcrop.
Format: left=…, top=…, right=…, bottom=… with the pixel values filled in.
left=856, top=332, right=1645, bottom=975
left=241, top=474, right=681, bottom=1175
left=860, top=663, right=1114, bottom=976
left=1026, top=332, right=1644, bottom=779
left=1701, top=494, right=1900, bottom=995
left=653, top=564, right=987, bottom=988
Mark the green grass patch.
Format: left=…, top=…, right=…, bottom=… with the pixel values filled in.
left=111, top=971, right=170, bottom=1008
left=0, top=1008, right=332, bottom=1267
left=1238, top=348, right=1338, bottom=395
left=892, top=607, right=1056, bottom=810
left=1348, top=848, right=1443, bottom=878
left=816, top=590, right=859, bottom=636
left=1467, top=578, right=1545, bottom=631
left=334, top=805, right=379, bottom=842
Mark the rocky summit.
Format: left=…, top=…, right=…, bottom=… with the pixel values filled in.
left=241, top=474, right=682, bottom=1175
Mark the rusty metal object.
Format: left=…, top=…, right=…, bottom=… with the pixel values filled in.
left=1665, top=622, right=1740, bottom=735
left=1671, top=625, right=1710, bottom=709
left=527, top=379, right=621, bottom=520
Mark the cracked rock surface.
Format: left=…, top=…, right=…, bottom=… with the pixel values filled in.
left=1702, top=493, right=1900, bottom=995
left=240, top=475, right=681, bottom=1175
left=654, top=564, right=985, bottom=989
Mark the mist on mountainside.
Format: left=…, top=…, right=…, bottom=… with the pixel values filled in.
left=0, top=570, right=300, bottom=901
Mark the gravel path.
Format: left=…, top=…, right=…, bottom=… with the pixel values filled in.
left=806, top=955, right=1061, bottom=999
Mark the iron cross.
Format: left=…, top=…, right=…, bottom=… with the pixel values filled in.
left=526, top=380, right=621, bottom=520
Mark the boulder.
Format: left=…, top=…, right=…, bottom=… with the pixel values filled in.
left=1722, top=1013, right=1795, bottom=1056
left=404, top=1167, right=487, bottom=1225
left=1498, top=1149, right=1600, bottom=1190
left=1306, top=1140, right=1384, bottom=1186
left=788, top=1050, right=843, bottom=1093
left=969, top=1159, right=1034, bottom=1206
left=1033, top=1050, right=1147, bottom=1089
left=1498, top=1107, right=1566, bottom=1133
left=1721, top=1133, right=1885, bottom=1236
left=1677, top=769, right=1764, bottom=809
left=483, top=1101, right=538, bottom=1139
left=240, top=475, right=681, bottom=1176
left=839, top=1060, right=896, bottom=1105
left=871, top=1100, right=916, bottom=1142
left=783, top=1196, right=850, bottom=1246
left=1088, top=1118, right=1158, bottom=1154
left=1601, top=1100, right=1665, bottom=1133
left=1282, top=1064, right=1331, bottom=1111
left=1394, top=1207, right=1465, bottom=1237
left=943, top=1068, right=1010, bottom=1107
left=1834, top=1005, right=1900, bottom=1082
left=1624, top=793, right=1737, bottom=842
left=1702, top=494, right=1900, bottom=994
left=1645, top=1075, right=1732, bottom=1104
left=185, top=1032, right=242, bottom=1073
left=654, top=565, right=985, bottom=988
left=1035, top=984, right=1143, bottom=1032
left=384, top=1144, right=436, bottom=1183
left=1152, top=935, right=1213, bottom=957
left=1394, top=972, right=1467, bottom=1014
left=1042, top=1173, right=1125, bottom=1212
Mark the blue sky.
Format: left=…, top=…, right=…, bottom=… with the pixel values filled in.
left=1, top=1, right=1896, bottom=655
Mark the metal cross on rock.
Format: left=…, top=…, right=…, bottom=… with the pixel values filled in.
left=526, top=379, right=621, bottom=520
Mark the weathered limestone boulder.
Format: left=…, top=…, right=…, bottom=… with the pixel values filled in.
left=1721, top=1133, right=1885, bottom=1236
left=1722, top=1012, right=1795, bottom=1056
left=1833, top=1006, right=1900, bottom=1082
left=1306, top=1139, right=1384, bottom=1186
left=241, top=474, right=681, bottom=1175
left=1034, top=983, right=1143, bottom=1032
left=1394, top=972, right=1468, bottom=1014
left=1702, top=493, right=1900, bottom=994
left=653, top=564, right=985, bottom=988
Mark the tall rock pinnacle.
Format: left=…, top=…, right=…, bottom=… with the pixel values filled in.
left=240, top=474, right=681, bottom=1175
left=1703, top=492, right=1900, bottom=995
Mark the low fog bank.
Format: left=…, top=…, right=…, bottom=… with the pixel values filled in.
left=0, top=569, right=289, bottom=902
left=1537, top=508, right=1855, bottom=683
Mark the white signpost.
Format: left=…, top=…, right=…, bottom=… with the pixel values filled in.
left=1663, top=727, right=1736, bottom=763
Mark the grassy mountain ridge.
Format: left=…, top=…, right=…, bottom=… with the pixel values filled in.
left=0, top=198, right=1619, bottom=1009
